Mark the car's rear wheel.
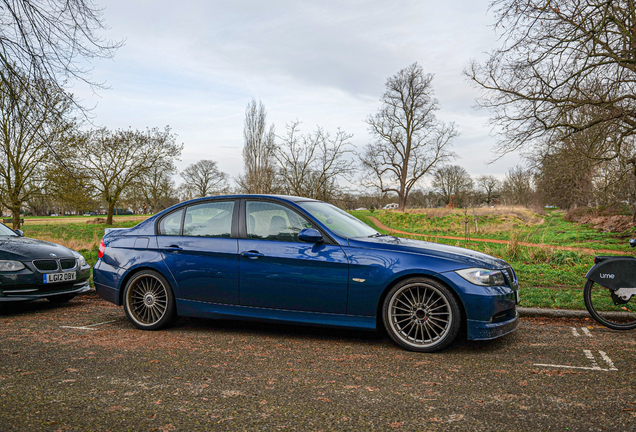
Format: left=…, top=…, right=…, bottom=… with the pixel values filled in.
left=123, top=270, right=176, bottom=330
left=383, top=277, right=462, bottom=352
left=47, top=294, right=76, bottom=304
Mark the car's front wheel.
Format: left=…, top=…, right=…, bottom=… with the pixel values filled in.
left=382, top=277, right=462, bottom=352
left=123, top=270, right=176, bottom=330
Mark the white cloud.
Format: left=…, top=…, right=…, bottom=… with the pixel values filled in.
left=72, top=0, right=520, bottom=188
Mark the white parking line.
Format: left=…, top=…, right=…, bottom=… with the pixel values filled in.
left=534, top=350, right=618, bottom=372
left=60, top=320, right=116, bottom=331
left=583, top=350, right=600, bottom=369
left=581, top=327, right=592, bottom=337
left=571, top=327, right=580, bottom=337
left=598, top=351, right=618, bottom=371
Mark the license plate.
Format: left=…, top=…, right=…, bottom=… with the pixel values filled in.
left=43, top=272, right=76, bottom=284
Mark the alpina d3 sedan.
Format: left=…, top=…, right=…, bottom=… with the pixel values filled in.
left=0, top=223, right=91, bottom=303
left=94, top=195, right=519, bottom=352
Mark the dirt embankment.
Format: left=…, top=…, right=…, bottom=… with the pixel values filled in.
left=565, top=208, right=635, bottom=233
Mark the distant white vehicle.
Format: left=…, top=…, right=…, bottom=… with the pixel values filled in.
left=354, top=207, right=368, bottom=211
left=383, top=203, right=399, bottom=210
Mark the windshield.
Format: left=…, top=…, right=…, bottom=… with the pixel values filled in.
left=0, top=223, right=17, bottom=236
left=298, top=201, right=379, bottom=239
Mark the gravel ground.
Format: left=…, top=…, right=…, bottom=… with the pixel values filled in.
left=1, top=293, right=634, bottom=431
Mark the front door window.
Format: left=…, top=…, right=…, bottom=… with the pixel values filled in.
left=246, top=201, right=312, bottom=242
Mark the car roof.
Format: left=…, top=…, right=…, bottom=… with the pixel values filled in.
left=182, top=194, right=320, bottom=204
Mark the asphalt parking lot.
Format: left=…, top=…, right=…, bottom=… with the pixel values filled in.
left=1, top=293, right=635, bottom=431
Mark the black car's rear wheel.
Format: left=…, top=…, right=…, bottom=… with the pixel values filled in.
left=123, top=270, right=176, bottom=330
left=383, top=277, right=461, bottom=352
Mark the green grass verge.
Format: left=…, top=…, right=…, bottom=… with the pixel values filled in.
left=352, top=209, right=633, bottom=252
left=354, top=211, right=601, bottom=310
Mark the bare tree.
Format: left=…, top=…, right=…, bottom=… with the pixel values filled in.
left=475, top=175, right=501, bottom=205
left=180, top=159, right=229, bottom=199
left=0, top=0, right=122, bottom=107
left=0, top=71, right=73, bottom=229
left=501, top=165, right=534, bottom=207
left=45, top=162, right=96, bottom=214
left=131, top=164, right=178, bottom=213
left=361, top=63, right=457, bottom=210
left=275, top=121, right=355, bottom=201
left=69, top=127, right=182, bottom=224
left=466, top=1, right=636, bottom=159
left=432, top=165, right=474, bottom=207
left=238, top=100, right=278, bottom=193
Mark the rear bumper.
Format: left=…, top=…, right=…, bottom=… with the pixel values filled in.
left=95, top=283, right=120, bottom=305
left=93, top=258, right=124, bottom=306
left=0, top=279, right=91, bottom=302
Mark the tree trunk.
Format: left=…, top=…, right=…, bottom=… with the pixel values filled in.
left=398, top=193, right=407, bottom=212
left=11, top=205, right=21, bottom=230
left=106, top=201, right=115, bottom=225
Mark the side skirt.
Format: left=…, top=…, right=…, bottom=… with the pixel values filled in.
left=176, top=299, right=377, bottom=331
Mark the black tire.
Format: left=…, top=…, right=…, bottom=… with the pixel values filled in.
left=382, top=277, right=462, bottom=352
left=584, top=280, right=636, bottom=330
left=123, top=269, right=177, bottom=330
left=47, top=294, right=76, bottom=304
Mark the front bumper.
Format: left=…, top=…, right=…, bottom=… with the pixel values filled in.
left=0, top=263, right=91, bottom=302
left=0, top=279, right=91, bottom=302
left=467, top=314, right=519, bottom=340
left=438, top=270, right=519, bottom=341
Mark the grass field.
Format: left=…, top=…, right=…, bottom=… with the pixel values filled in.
left=357, top=207, right=633, bottom=251
left=11, top=208, right=626, bottom=310
left=351, top=208, right=629, bottom=310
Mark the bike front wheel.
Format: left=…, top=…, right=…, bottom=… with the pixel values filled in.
left=584, top=280, right=636, bottom=330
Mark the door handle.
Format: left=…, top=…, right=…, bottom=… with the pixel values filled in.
left=241, top=250, right=264, bottom=259
left=164, top=244, right=183, bottom=252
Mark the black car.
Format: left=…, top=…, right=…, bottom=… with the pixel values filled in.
left=0, top=223, right=91, bottom=303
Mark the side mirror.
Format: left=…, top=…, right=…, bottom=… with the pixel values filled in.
left=298, top=228, right=323, bottom=243
left=14, top=229, right=24, bottom=237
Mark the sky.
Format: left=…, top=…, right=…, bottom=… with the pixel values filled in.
left=73, top=0, right=524, bottom=190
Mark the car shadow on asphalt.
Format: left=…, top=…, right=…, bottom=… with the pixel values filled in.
left=178, top=315, right=385, bottom=344
left=0, top=298, right=85, bottom=317
left=175, top=316, right=517, bottom=353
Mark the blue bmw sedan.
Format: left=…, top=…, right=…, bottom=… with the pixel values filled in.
left=94, top=195, right=519, bottom=352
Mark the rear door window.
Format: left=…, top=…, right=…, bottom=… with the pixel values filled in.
left=183, top=201, right=234, bottom=238
left=158, top=209, right=184, bottom=235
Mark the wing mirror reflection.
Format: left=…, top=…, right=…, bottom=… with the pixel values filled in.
left=298, top=228, right=323, bottom=243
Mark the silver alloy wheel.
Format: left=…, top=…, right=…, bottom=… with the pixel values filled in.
left=126, top=274, right=169, bottom=326
left=387, top=282, right=452, bottom=349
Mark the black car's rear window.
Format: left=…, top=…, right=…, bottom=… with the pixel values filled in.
left=0, top=223, right=17, bottom=236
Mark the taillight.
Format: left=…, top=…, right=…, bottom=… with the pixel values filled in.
left=98, top=239, right=105, bottom=259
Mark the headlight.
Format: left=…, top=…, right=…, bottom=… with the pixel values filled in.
left=77, top=255, right=87, bottom=266
left=455, top=268, right=506, bottom=286
left=0, top=260, right=25, bottom=271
